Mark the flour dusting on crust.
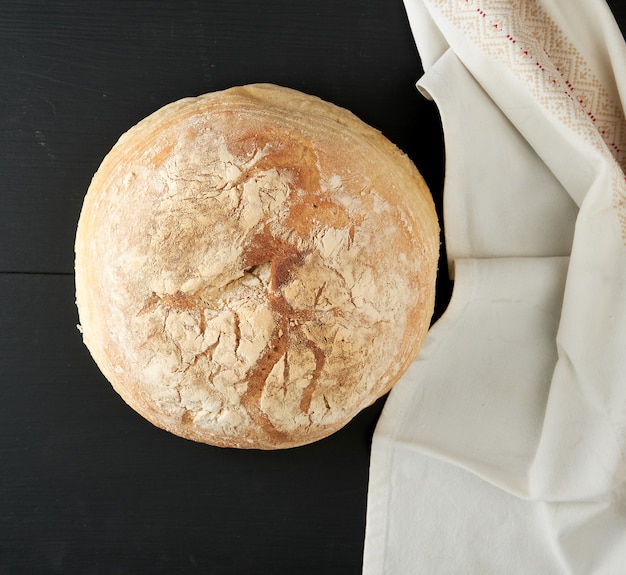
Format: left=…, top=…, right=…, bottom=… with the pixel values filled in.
left=75, top=84, right=439, bottom=449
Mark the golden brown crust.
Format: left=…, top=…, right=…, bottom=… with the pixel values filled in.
left=75, top=83, right=439, bottom=449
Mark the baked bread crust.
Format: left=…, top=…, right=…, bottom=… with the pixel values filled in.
left=75, top=83, right=439, bottom=449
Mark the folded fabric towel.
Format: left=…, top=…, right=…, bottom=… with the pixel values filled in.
left=363, top=1, right=626, bottom=572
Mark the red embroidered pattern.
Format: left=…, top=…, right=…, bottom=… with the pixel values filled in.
left=426, top=0, right=626, bottom=239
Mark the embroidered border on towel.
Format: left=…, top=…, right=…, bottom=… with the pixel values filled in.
left=426, top=0, right=626, bottom=242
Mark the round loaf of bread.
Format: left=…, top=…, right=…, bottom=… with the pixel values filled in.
left=75, top=83, right=439, bottom=449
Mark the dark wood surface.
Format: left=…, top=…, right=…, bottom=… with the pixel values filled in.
left=1, top=2, right=624, bottom=574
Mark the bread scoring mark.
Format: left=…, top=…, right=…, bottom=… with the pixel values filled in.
left=298, top=339, right=326, bottom=414
left=238, top=311, right=293, bottom=442
left=235, top=227, right=331, bottom=438
left=240, top=226, right=303, bottom=288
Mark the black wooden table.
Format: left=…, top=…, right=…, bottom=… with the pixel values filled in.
left=1, top=2, right=624, bottom=574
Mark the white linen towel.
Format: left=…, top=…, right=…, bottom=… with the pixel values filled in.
left=363, top=1, right=626, bottom=572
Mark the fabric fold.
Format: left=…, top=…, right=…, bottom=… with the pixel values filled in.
left=417, top=48, right=578, bottom=270
left=384, top=256, right=570, bottom=495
